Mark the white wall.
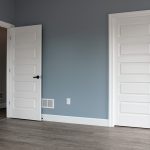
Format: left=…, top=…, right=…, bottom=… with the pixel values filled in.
left=0, top=27, right=7, bottom=108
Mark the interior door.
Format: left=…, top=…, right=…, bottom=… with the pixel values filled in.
left=114, top=14, right=150, bottom=128
left=8, top=25, right=42, bottom=121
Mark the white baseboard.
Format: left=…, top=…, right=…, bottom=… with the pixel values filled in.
left=0, top=103, right=6, bottom=109
left=42, top=114, right=109, bottom=127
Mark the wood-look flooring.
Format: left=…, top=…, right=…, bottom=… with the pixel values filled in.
left=0, top=119, right=150, bottom=150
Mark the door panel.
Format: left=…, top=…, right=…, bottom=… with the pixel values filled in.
left=9, top=25, right=42, bottom=120
left=120, top=63, right=150, bottom=74
left=120, top=24, right=149, bottom=37
left=115, top=15, right=150, bottom=128
left=120, top=83, right=150, bottom=95
left=120, top=43, right=150, bottom=55
left=120, top=102, right=150, bottom=114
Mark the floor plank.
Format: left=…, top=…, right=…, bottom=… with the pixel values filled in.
left=0, top=119, right=150, bottom=150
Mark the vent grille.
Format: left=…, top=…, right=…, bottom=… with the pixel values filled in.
left=42, top=99, right=54, bottom=109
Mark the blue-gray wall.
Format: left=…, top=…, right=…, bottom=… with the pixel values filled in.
left=0, top=0, right=15, bottom=23
left=14, top=0, right=150, bottom=119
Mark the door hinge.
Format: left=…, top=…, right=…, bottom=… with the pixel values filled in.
left=9, top=68, right=11, bottom=72
left=9, top=36, right=11, bottom=40
left=9, top=101, right=10, bottom=105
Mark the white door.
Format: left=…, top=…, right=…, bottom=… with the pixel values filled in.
left=8, top=25, right=42, bottom=121
left=112, top=12, right=150, bottom=128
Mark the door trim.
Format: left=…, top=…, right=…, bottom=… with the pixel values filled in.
left=0, top=21, right=14, bottom=118
left=0, top=21, right=14, bottom=29
left=109, top=10, right=150, bottom=127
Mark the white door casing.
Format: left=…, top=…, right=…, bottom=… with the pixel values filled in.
left=109, top=10, right=150, bottom=128
left=8, top=25, right=42, bottom=120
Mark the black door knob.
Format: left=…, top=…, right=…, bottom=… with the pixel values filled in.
left=33, top=75, right=40, bottom=79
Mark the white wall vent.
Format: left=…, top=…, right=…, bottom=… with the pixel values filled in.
left=42, top=99, right=54, bottom=109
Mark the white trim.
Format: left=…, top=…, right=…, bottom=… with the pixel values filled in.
left=109, top=15, right=115, bottom=127
left=0, top=21, right=14, bottom=118
left=108, top=9, right=150, bottom=127
left=7, top=27, right=15, bottom=118
left=109, top=10, right=150, bottom=18
left=0, top=21, right=14, bottom=28
left=42, top=114, right=109, bottom=127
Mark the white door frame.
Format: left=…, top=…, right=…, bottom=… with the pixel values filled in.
left=0, top=21, right=14, bottom=118
left=109, top=10, right=150, bottom=127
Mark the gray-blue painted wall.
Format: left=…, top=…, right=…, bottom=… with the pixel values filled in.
left=0, top=0, right=15, bottom=23
left=14, top=0, right=150, bottom=119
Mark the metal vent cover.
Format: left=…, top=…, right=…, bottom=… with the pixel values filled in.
left=42, top=99, right=54, bottom=109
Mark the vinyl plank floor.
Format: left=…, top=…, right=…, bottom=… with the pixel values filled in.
left=0, top=119, right=150, bottom=150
